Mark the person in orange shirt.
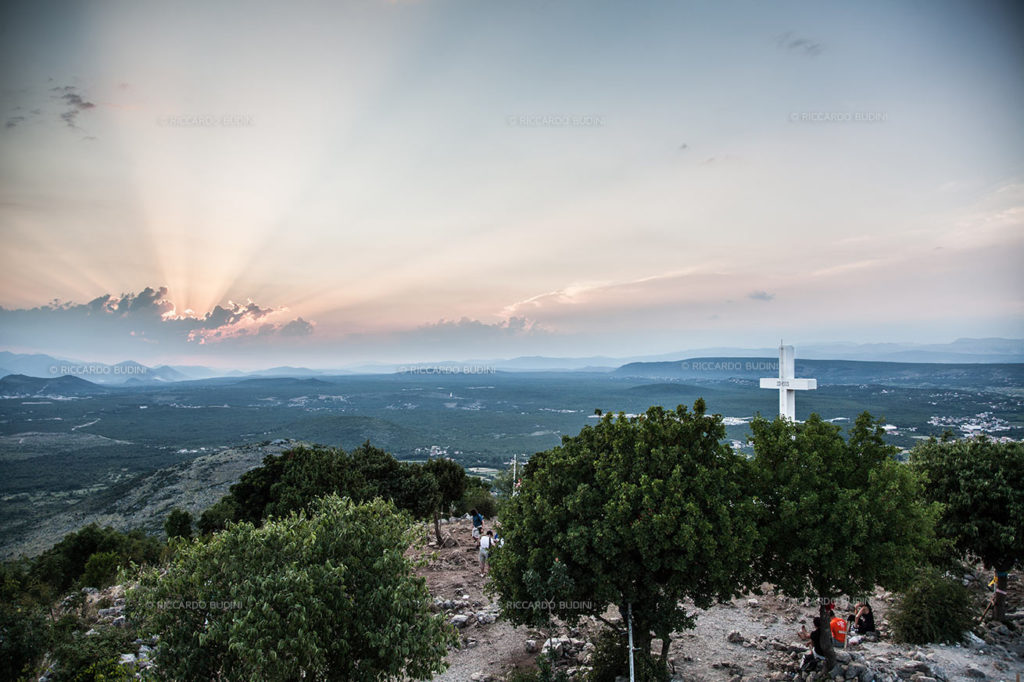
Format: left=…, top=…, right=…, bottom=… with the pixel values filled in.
left=828, top=605, right=848, bottom=647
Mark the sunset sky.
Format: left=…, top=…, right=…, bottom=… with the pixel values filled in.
left=1, top=0, right=1022, bottom=367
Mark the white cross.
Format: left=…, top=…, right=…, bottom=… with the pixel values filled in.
left=759, top=343, right=816, bottom=421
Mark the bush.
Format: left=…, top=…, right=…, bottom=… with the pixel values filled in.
left=29, top=524, right=161, bottom=594
left=163, top=508, right=193, bottom=540
left=48, top=622, right=137, bottom=682
left=128, top=495, right=456, bottom=680
left=81, top=551, right=120, bottom=589
left=459, top=480, right=497, bottom=519
left=0, top=601, right=48, bottom=680
left=890, top=570, right=976, bottom=644
left=587, top=628, right=627, bottom=682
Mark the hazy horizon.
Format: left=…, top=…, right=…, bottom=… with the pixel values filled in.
left=2, top=0, right=1022, bottom=367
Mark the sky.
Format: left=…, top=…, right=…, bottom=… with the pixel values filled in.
left=0, top=0, right=1022, bottom=368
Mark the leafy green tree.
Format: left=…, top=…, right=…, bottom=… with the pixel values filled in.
left=0, top=599, right=48, bottom=680
left=164, top=508, right=193, bottom=540
left=81, top=551, right=120, bottom=589
left=888, top=569, right=976, bottom=644
left=911, top=437, right=1024, bottom=619
left=490, top=402, right=757, bottom=678
left=749, top=413, right=940, bottom=666
left=459, top=477, right=497, bottom=518
left=201, top=442, right=441, bottom=533
left=197, top=496, right=237, bottom=535
left=30, top=524, right=161, bottom=595
left=127, top=495, right=455, bottom=681
left=423, top=458, right=467, bottom=544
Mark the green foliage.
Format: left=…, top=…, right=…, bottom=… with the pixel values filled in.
left=28, top=524, right=161, bottom=594
left=587, top=628, right=627, bottom=682
left=0, top=600, right=48, bottom=680
left=163, top=508, right=193, bottom=540
left=127, top=495, right=456, bottom=681
left=48, top=623, right=137, bottom=682
left=81, top=551, right=120, bottom=590
left=459, top=478, right=497, bottom=518
left=535, top=654, right=569, bottom=682
left=423, top=457, right=467, bottom=515
left=889, top=570, right=976, bottom=644
left=910, top=438, right=1024, bottom=572
left=490, top=401, right=757, bottom=677
left=197, top=496, right=237, bottom=535
left=199, top=442, right=443, bottom=533
left=749, top=412, right=940, bottom=600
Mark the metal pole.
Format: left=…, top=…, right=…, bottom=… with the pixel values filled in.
left=627, top=602, right=635, bottom=682
left=512, top=453, right=519, bottom=496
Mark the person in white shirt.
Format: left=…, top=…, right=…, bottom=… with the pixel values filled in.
left=478, top=530, right=494, bottom=576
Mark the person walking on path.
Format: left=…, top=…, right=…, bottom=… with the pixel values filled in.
left=478, top=530, right=494, bottom=576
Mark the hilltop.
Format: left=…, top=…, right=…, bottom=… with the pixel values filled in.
left=418, top=518, right=1024, bottom=681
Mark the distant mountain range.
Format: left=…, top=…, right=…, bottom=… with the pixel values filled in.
left=613, top=357, right=1024, bottom=389
left=0, top=373, right=110, bottom=396
left=0, top=338, right=1021, bottom=383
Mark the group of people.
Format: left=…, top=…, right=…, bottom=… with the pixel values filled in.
left=798, top=601, right=876, bottom=672
left=470, top=509, right=503, bottom=577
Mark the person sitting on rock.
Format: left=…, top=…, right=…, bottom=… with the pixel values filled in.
left=829, top=608, right=848, bottom=648
left=798, top=617, right=827, bottom=672
left=850, top=601, right=875, bottom=634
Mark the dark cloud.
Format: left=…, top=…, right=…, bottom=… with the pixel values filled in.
left=57, top=88, right=96, bottom=129
left=777, top=31, right=823, bottom=57
left=748, top=290, right=775, bottom=302
left=0, top=286, right=314, bottom=358
left=280, top=317, right=314, bottom=336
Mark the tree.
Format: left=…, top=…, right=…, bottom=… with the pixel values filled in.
left=82, top=551, right=120, bottom=589
left=423, top=458, right=467, bottom=544
left=164, top=508, right=193, bottom=540
left=29, top=524, right=162, bottom=595
left=749, top=413, right=940, bottom=665
left=911, top=437, right=1024, bottom=620
left=199, top=442, right=441, bottom=533
left=489, top=402, right=757, bottom=678
left=127, top=495, right=455, bottom=681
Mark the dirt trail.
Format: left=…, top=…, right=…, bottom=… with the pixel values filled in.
left=415, top=519, right=1023, bottom=682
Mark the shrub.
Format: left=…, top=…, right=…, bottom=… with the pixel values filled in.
left=889, top=570, right=976, bottom=644
left=587, top=628, right=627, bottom=682
left=48, top=623, right=136, bottom=682
left=163, top=508, right=193, bottom=540
left=128, top=495, right=456, bottom=680
left=459, top=480, right=497, bottom=519
left=81, top=551, right=120, bottom=589
left=0, top=601, right=48, bottom=680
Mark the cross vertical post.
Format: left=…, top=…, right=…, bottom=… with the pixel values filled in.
left=759, top=343, right=816, bottom=421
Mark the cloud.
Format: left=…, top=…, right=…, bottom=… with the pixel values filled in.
left=747, top=290, right=775, bottom=302
left=0, top=286, right=315, bottom=358
left=280, top=317, right=315, bottom=336
left=777, top=31, right=823, bottom=57
left=56, top=88, right=96, bottom=129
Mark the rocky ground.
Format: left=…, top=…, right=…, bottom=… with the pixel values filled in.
left=415, top=518, right=1023, bottom=682
left=44, top=516, right=1021, bottom=682
left=3, top=439, right=300, bottom=559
